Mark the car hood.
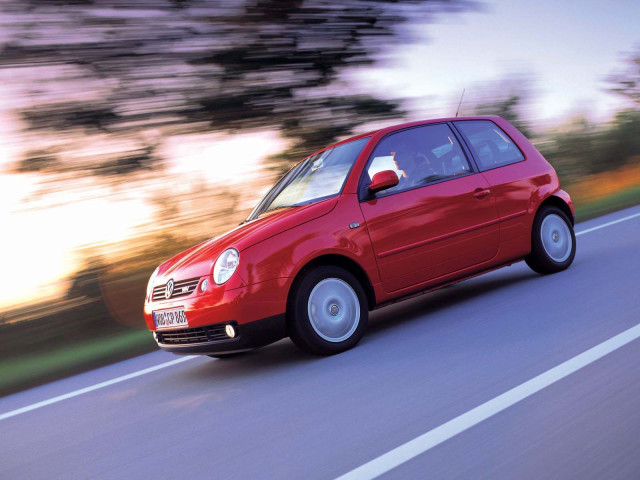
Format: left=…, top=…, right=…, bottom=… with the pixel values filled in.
left=157, top=197, right=339, bottom=281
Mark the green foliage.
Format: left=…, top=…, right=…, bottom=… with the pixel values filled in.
left=606, top=109, right=640, bottom=164
left=540, top=110, right=640, bottom=184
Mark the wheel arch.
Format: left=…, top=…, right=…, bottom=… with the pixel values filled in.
left=286, top=254, right=376, bottom=317
left=537, top=193, right=575, bottom=226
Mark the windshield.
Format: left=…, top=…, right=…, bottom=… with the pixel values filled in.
left=246, top=136, right=369, bottom=221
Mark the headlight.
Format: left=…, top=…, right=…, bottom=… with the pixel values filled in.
left=146, top=267, right=159, bottom=299
left=213, top=248, right=239, bottom=285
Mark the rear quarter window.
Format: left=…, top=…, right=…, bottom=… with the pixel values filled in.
left=454, top=120, right=524, bottom=171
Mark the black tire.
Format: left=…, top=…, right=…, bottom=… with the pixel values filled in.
left=525, top=205, right=576, bottom=274
left=288, top=266, right=368, bottom=356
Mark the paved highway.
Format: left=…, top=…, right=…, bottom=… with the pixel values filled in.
left=1, top=206, right=640, bottom=480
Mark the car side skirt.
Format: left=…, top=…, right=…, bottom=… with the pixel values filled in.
left=373, top=257, right=525, bottom=309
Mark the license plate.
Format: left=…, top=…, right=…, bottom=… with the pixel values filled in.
left=153, top=308, right=188, bottom=329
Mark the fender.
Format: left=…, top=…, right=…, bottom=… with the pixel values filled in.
left=528, top=178, right=559, bottom=216
left=529, top=184, right=575, bottom=222
left=238, top=194, right=380, bottom=290
left=552, top=189, right=575, bottom=217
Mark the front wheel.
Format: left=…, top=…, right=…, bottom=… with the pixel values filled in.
left=525, top=205, right=576, bottom=274
left=288, top=266, right=368, bottom=355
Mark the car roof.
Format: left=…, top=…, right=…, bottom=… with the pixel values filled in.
left=313, top=115, right=503, bottom=156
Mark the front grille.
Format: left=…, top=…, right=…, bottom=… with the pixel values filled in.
left=152, top=277, right=200, bottom=302
left=156, top=324, right=235, bottom=345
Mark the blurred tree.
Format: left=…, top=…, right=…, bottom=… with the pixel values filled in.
left=470, top=75, right=534, bottom=137
left=1, top=0, right=479, bottom=171
left=539, top=110, right=640, bottom=182
left=538, top=116, right=603, bottom=182
left=67, top=258, right=106, bottom=302
left=15, top=150, right=59, bottom=173
left=604, top=109, right=640, bottom=164
left=540, top=48, right=640, bottom=182
left=608, top=47, right=640, bottom=107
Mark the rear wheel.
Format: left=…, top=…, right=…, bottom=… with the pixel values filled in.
left=525, top=205, right=576, bottom=274
left=288, top=266, right=368, bottom=355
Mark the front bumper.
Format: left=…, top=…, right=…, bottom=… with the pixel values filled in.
left=154, top=314, right=286, bottom=355
left=144, top=276, right=289, bottom=355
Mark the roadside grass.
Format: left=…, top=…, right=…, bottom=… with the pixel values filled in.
left=0, top=330, right=156, bottom=397
left=574, top=183, right=640, bottom=221
left=2, top=185, right=639, bottom=399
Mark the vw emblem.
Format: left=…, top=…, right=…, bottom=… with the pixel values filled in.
left=165, top=279, right=174, bottom=299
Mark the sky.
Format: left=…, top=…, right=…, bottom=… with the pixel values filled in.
left=1, top=0, right=639, bottom=310
left=352, top=0, right=639, bottom=123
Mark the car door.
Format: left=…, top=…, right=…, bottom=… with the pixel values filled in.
left=453, top=119, right=533, bottom=259
left=359, top=123, right=500, bottom=293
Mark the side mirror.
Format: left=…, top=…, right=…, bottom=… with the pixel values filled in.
left=369, top=170, right=399, bottom=193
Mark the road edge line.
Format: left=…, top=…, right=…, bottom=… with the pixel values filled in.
left=575, top=211, right=640, bottom=236
left=0, top=356, right=195, bottom=421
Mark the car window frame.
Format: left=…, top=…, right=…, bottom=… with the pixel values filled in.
left=358, top=122, right=478, bottom=202
left=247, top=135, right=371, bottom=222
left=451, top=119, right=526, bottom=173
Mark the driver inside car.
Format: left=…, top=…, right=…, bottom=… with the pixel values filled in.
left=392, top=144, right=436, bottom=188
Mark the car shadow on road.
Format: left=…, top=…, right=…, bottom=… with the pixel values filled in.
left=365, top=268, right=540, bottom=338
left=174, top=339, right=318, bottom=385
left=175, top=268, right=540, bottom=384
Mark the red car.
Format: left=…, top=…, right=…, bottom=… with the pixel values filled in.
left=144, top=116, right=576, bottom=356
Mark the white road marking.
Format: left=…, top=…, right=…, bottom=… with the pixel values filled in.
left=0, top=356, right=195, bottom=421
left=335, top=323, right=640, bottom=480
left=1, top=208, right=639, bottom=423
left=576, top=211, right=640, bottom=236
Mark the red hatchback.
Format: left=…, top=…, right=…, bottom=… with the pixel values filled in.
left=143, top=116, right=576, bottom=356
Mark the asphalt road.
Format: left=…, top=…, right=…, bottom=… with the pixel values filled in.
left=2, top=206, right=640, bottom=480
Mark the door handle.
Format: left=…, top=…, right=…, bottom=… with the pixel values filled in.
left=473, top=188, right=491, bottom=199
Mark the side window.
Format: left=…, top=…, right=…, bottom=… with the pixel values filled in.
left=454, top=120, right=524, bottom=171
left=364, top=123, right=471, bottom=197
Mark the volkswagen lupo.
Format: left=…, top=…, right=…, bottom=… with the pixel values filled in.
left=144, top=117, right=576, bottom=356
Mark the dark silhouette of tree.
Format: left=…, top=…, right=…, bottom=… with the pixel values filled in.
left=15, top=151, right=58, bottom=173
left=67, top=259, right=106, bottom=302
